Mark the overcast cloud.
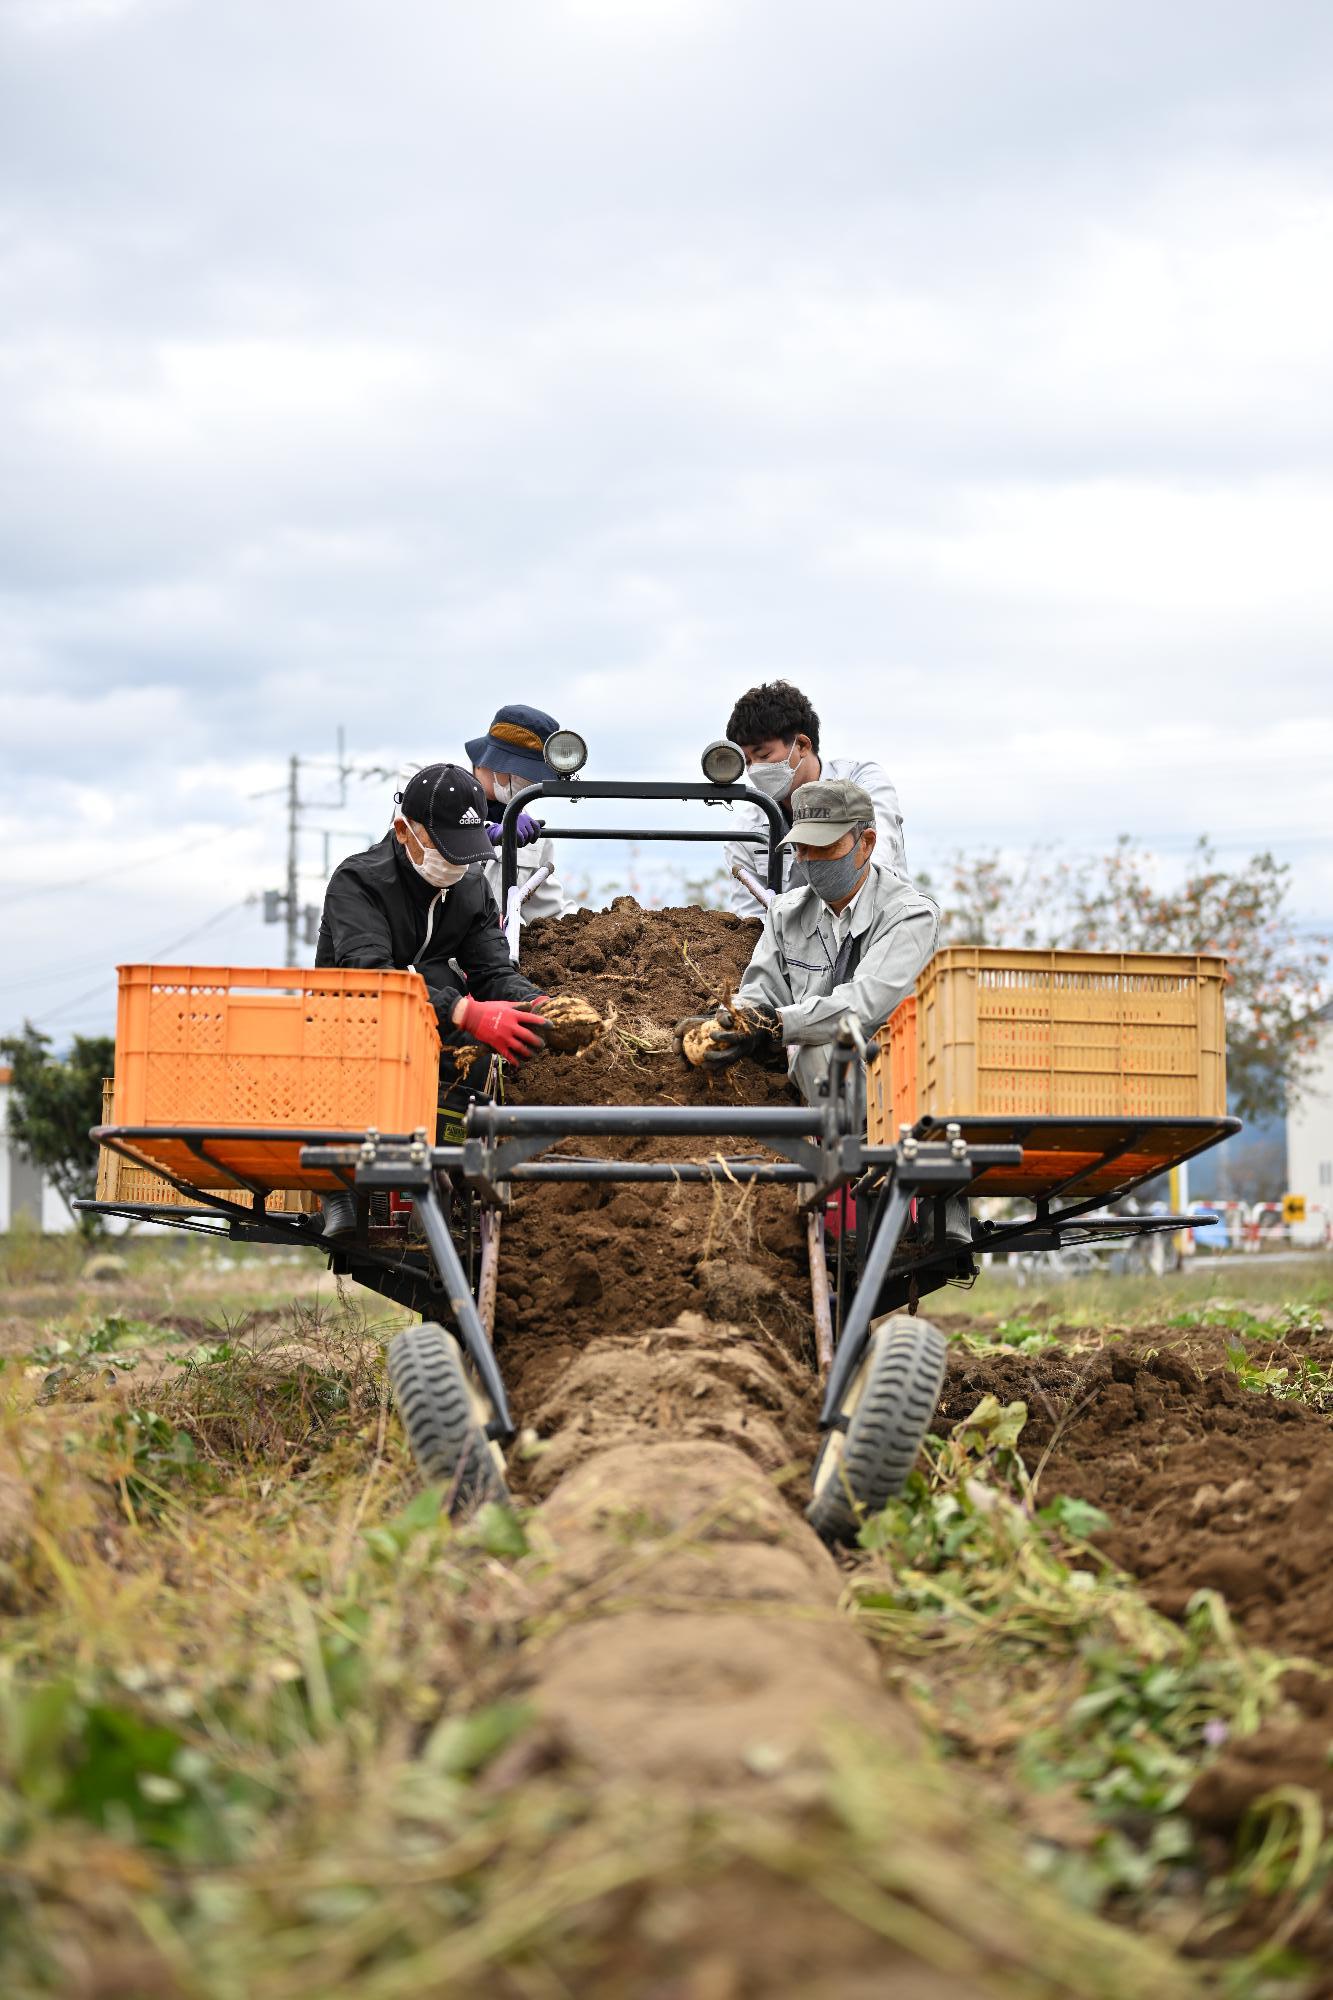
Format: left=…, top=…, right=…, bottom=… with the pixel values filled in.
left=2, top=0, right=1331, bottom=1038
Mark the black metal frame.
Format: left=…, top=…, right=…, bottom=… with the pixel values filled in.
left=496, top=780, right=788, bottom=903
left=82, top=1023, right=1229, bottom=1455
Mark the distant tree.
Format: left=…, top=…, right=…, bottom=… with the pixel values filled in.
left=0, top=1024, right=115, bottom=1236
left=918, top=837, right=1328, bottom=1124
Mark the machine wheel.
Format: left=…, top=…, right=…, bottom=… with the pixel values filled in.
left=806, top=1317, right=948, bottom=1545
left=387, top=1323, right=510, bottom=1512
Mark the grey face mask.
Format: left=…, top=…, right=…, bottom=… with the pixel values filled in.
left=802, top=839, right=869, bottom=908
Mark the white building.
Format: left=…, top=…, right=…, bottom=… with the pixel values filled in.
left=0, top=1065, right=76, bottom=1233
left=1286, top=1003, right=1333, bottom=1239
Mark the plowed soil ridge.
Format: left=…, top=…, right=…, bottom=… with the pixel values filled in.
left=942, top=1321, right=1333, bottom=1849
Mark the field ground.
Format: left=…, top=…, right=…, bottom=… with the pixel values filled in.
left=3, top=1221, right=1332, bottom=1998
left=4, top=905, right=1332, bottom=1998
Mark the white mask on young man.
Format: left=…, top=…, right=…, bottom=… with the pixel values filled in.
left=746, top=743, right=801, bottom=803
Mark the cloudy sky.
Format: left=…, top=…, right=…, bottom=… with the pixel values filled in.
left=2, top=0, right=1331, bottom=1042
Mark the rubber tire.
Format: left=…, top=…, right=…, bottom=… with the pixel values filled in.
left=387, top=1323, right=510, bottom=1513
left=806, top=1316, right=948, bottom=1545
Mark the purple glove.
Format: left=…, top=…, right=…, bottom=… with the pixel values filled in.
left=484, top=812, right=542, bottom=848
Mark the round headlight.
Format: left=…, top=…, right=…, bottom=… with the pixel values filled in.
left=701, top=738, right=746, bottom=785
left=544, top=729, right=588, bottom=777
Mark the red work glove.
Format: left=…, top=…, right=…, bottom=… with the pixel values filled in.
left=453, top=995, right=547, bottom=1064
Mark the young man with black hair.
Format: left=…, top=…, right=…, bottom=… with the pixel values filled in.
left=721, top=679, right=907, bottom=917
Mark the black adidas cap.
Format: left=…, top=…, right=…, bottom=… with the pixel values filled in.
left=396, top=764, right=494, bottom=864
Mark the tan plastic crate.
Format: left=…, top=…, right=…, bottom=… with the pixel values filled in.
left=865, top=997, right=918, bottom=1146
left=913, top=948, right=1227, bottom=1121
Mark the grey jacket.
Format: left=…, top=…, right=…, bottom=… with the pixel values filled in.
left=725, top=754, right=909, bottom=916
left=736, top=861, right=938, bottom=1053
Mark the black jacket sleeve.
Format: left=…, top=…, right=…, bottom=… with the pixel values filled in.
left=320, top=865, right=465, bottom=1027
left=318, top=867, right=396, bottom=968
left=454, top=892, right=542, bottom=1005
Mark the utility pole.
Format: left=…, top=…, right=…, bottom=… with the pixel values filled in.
left=285, top=753, right=300, bottom=965
left=262, top=731, right=375, bottom=964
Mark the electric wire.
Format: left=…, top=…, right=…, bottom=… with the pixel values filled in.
left=0, top=825, right=246, bottom=912
left=12, top=902, right=253, bottom=1030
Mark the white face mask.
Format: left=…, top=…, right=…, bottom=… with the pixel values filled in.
left=491, top=776, right=515, bottom=803
left=413, top=848, right=467, bottom=891
left=398, top=816, right=467, bottom=891
left=747, top=743, right=801, bottom=802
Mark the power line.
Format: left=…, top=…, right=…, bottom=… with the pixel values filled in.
left=0, top=825, right=246, bottom=912
left=16, top=902, right=253, bottom=1030
left=0, top=899, right=255, bottom=996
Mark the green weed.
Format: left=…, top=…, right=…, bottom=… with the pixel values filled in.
left=949, top=1315, right=1062, bottom=1356
left=1222, top=1338, right=1333, bottom=1410
left=847, top=1398, right=1310, bottom=1917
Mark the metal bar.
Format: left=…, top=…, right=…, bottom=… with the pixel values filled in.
left=981, top=1208, right=1215, bottom=1250
left=92, top=1130, right=268, bottom=1226
left=532, top=827, right=759, bottom=842
left=100, top=1124, right=407, bottom=1144
left=506, top=1159, right=810, bottom=1183
left=1021, top=1124, right=1152, bottom=1203
left=818, top=1178, right=914, bottom=1428
left=411, top=1182, right=515, bottom=1438
left=807, top=1212, right=834, bottom=1374
left=181, top=1135, right=270, bottom=1203
left=477, top=1207, right=501, bottom=1340
left=996, top=1122, right=1242, bottom=1233
left=468, top=1104, right=821, bottom=1138
left=497, top=780, right=787, bottom=900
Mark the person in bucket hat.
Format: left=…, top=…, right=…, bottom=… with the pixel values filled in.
left=466, top=703, right=572, bottom=923
left=675, top=777, right=970, bottom=1259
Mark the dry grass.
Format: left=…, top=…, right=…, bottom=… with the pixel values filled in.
left=2, top=1243, right=1327, bottom=1996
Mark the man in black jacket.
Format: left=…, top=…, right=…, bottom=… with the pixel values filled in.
left=317, top=764, right=545, bottom=1057
left=315, top=765, right=548, bottom=1232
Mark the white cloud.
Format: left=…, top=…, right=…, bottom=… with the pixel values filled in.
left=3, top=0, right=1333, bottom=1038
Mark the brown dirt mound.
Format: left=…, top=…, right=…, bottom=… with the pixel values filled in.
left=941, top=1332, right=1333, bottom=1660
left=497, top=902, right=816, bottom=1490
left=515, top=897, right=790, bottom=1110
left=940, top=1327, right=1333, bottom=1848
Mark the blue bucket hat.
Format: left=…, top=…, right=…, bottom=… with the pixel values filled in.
left=465, top=703, right=562, bottom=784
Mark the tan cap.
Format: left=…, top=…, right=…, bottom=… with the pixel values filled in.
left=780, top=777, right=876, bottom=847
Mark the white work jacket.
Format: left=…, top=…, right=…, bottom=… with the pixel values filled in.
left=481, top=839, right=569, bottom=925
left=735, top=861, right=938, bottom=1105
left=724, top=755, right=908, bottom=916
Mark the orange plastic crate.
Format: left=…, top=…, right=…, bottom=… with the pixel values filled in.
left=109, top=967, right=440, bottom=1187
left=95, top=1080, right=316, bottom=1212
left=866, top=997, right=918, bottom=1144
left=914, top=947, right=1227, bottom=1120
